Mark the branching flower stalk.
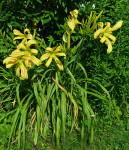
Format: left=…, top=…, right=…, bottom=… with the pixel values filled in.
left=63, top=9, right=81, bottom=50
left=81, top=10, right=103, bottom=35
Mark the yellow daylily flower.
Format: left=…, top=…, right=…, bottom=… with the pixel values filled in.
left=13, top=28, right=33, bottom=44
left=94, top=20, right=123, bottom=53
left=17, top=40, right=41, bottom=67
left=3, top=55, right=28, bottom=80
left=3, top=38, right=41, bottom=79
left=18, top=40, right=37, bottom=53
left=40, top=46, right=66, bottom=70
left=68, top=9, right=81, bottom=31
left=23, top=53, right=41, bottom=67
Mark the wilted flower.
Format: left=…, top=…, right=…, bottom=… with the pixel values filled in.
left=40, top=46, right=66, bottom=70
left=62, top=28, right=72, bottom=43
left=68, top=9, right=81, bottom=31
left=94, top=20, right=123, bottom=53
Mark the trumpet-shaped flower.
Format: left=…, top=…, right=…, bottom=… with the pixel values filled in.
left=68, top=9, right=81, bottom=31
left=94, top=21, right=123, bottom=53
left=17, top=40, right=41, bottom=67
left=40, top=46, right=66, bottom=70
left=3, top=55, right=28, bottom=80
left=3, top=39, right=41, bottom=80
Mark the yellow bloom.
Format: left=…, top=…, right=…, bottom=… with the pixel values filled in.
left=94, top=20, right=123, bottom=53
left=3, top=39, right=41, bottom=80
left=68, top=9, right=81, bottom=31
left=3, top=56, right=18, bottom=68
left=3, top=55, right=28, bottom=80
left=40, top=46, right=66, bottom=70
left=17, top=40, right=41, bottom=67
left=13, top=28, right=33, bottom=44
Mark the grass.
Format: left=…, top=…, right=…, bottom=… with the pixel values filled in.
left=0, top=113, right=129, bottom=150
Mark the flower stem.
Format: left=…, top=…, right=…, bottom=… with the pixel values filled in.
left=67, top=32, right=71, bottom=49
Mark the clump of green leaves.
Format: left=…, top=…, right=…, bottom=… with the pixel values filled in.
left=0, top=1, right=126, bottom=149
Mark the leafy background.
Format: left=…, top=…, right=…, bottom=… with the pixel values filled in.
left=0, top=0, right=129, bottom=149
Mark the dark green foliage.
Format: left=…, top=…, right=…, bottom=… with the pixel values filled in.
left=0, top=0, right=129, bottom=149
left=0, top=0, right=82, bottom=40
left=79, top=0, right=129, bottom=118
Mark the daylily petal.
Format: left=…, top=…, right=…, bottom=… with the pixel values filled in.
left=26, top=40, right=37, bottom=49
left=110, top=20, right=123, bottom=31
left=10, top=49, right=26, bottom=57
left=100, top=36, right=107, bottom=43
left=40, top=53, right=50, bottom=62
left=55, top=52, right=66, bottom=57
left=53, top=55, right=63, bottom=70
left=46, top=47, right=53, bottom=52
left=3, top=57, right=17, bottom=64
left=105, top=39, right=112, bottom=54
left=102, top=22, right=110, bottom=32
left=104, top=33, right=116, bottom=44
left=31, top=56, right=41, bottom=66
left=54, top=46, right=61, bottom=52
left=13, top=29, right=24, bottom=36
left=26, top=34, right=33, bottom=39
left=68, top=19, right=75, bottom=31
left=74, top=19, right=81, bottom=25
left=31, top=49, right=38, bottom=55
left=6, top=63, right=15, bottom=68
left=45, top=56, right=53, bottom=67
left=17, top=43, right=27, bottom=50
left=13, top=36, right=25, bottom=41
left=23, top=54, right=41, bottom=66
left=94, top=29, right=103, bottom=39
left=25, top=60, right=34, bottom=68
left=70, top=9, right=78, bottom=19
left=20, top=63, right=28, bottom=80
left=24, top=29, right=31, bottom=35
